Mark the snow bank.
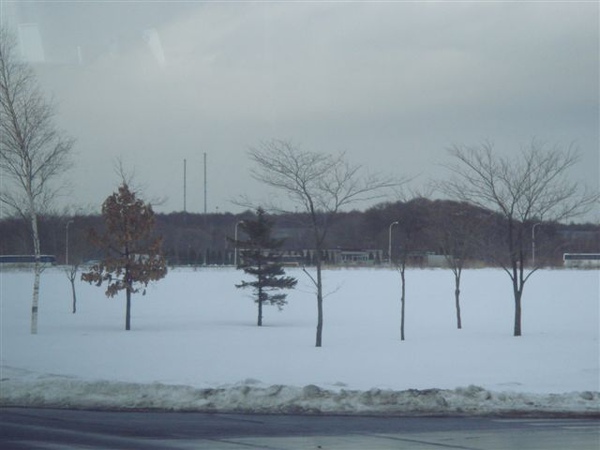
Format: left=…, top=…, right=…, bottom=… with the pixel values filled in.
left=2, top=367, right=597, bottom=416
left=1, top=268, right=598, bottom=416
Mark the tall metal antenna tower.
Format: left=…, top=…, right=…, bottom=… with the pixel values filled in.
left=183, top=159, right=187, bottom=213
left=203, top=152, right=207, bottom=214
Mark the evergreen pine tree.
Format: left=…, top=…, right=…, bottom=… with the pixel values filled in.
left=234, top=208, right=297, bottom=326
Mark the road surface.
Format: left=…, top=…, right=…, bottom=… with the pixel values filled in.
left=1, top=408, right=598, bottom=449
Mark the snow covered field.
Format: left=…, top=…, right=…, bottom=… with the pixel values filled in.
left=1, top=267, right=598, bottom=416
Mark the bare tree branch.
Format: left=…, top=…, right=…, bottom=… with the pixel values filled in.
left=248, top=139, right=406, bottom=347
left=442, top=139, right=599, bottom=337
left=0, top=27, right=74, bottom=334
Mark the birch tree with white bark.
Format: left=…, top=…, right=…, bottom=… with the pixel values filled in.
left=0, top=28, right=74, bottom=334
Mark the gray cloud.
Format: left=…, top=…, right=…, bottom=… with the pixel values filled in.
left=2, top=1, right=597, bottom=218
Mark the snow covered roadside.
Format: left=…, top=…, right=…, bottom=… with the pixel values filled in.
left=1, top=366, right=598, bottom=416
left=1, top=268, right=599, bottom=416
left=2, top=361, right=599, bottom=420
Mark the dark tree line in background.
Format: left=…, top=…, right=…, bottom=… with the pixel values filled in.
left=1, top=197, right=597, bottom=269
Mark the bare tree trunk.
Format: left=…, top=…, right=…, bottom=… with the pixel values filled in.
left=30, top=211, right=41, bottom=335
left=513, top=294, right=522, bottom=336
left=508, top=224, right=526, bottom=337
left=513, top=282, right=522, bottom=337
left=454, top=270, right=462, bottom=330
left=512, top=250, right=527, bottom=337
left=71, top=279, right=77, bottom=314
left=511, top=261, right=523, bottom=337
left=125, top=287, right=132, bottom=331
left=31, top=261, right=41, bottom=334
left=257, top=300, right=263, bottom=326
left=65, top=265, right=79, bottom=314
left=400, top=263, right=406, bottom=341
left=124, top=247, right=132, bottom=330
left=257, top=285, right=263, bottom=326
left=315, top=255, right=324, bottom=348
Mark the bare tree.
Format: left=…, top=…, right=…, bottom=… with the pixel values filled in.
left=390, top=198, right=431, bottom=341
left=249, top=139, right=402, bottom=347
left=65, top=263, right=79, bottom=314
left=431, top=201, right=490, bottom=330
left=444, top=140, right=598, bottom=336
left=0, top=28, right=74, bottom=334
left=394, top=243, right=408, bottom=341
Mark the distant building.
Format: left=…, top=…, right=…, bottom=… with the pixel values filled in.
left=563, top=253, right=600, bottom=268
left=336, top=249, right=382, bottom=266
left=0, top=255, right=56, bottom=266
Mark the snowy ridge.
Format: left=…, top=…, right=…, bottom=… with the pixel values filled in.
left=1, top=368, right=598, bottom=416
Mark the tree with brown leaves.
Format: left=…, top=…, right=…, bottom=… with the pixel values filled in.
left=82, top=183, right=167, bottom=330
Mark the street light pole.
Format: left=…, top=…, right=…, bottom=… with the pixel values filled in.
left=388, top=221, right=399, bottom=266
left=532, top=222, right=541, bottom=267
left=65, top=220, right=74, bottom=265
left=234, top=221, right=244, bottom=267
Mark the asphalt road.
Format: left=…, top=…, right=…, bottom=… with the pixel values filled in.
left=1, top=408, right=598, bottom=449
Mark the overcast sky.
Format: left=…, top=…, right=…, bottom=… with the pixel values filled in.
left=1, top=1, right=598, bottom=219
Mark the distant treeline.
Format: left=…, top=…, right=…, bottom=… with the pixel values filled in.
left=0, top=198, right=598, bottom=267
